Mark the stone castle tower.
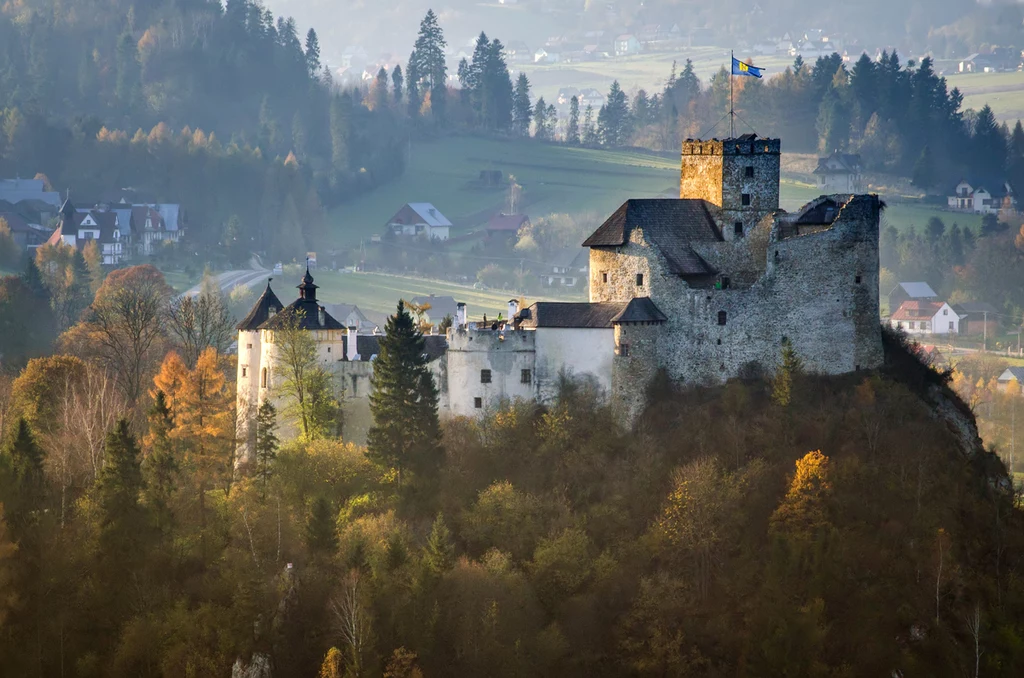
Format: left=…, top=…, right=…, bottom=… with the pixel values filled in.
left=679, top=134, right=781, bottom=240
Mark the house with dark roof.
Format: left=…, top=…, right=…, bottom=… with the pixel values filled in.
left=947, top=180, right=1017, bottom=215
left=485, top=213, right=530, bottom=238
left=953, top=301, right=999, bottom=336
left=0, top=211, right=50, bottom=250
left=814, top=151, right=863, bottom=193
left=541, top=246, right=589, bottom=287
left=46, top=199, right=125, bottom=265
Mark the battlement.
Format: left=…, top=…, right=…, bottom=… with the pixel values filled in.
left=682, top=136, right=781, bottom=157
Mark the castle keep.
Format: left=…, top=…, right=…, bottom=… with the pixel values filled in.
left=236, top=134, right=883, bottom=460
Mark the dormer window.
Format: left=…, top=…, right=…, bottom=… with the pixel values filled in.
left=318, top=307, right=325, bottom=326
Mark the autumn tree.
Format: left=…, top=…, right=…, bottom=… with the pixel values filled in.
left=367, top=301, right=441, bottom=485
left=272, top=308, right=341, bottom=440
left=423, top=512, right=455, bottom=576
left=80, top=265, right=173, bottom=405
left=166, top=274, right=234, bottom=366
left=771, top=338, right=803, bottom=407
left=770, top=450, right=833, bottom=542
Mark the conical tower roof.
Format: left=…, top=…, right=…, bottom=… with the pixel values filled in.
left=236, top=279, right=285, bottom=331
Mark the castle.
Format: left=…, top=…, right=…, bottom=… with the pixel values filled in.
left=235, top=134, right=883, bottom=462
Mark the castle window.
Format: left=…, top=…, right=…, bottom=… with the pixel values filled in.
left=521, top=369, right=531, bottom=384
left=242, top=367, right=247, bottom=378
left=481, top=369, right=492, bottom=384
left=617, top=343, right=630, bottom=357
left=474, top=397, right=483, bottom=409
left=260, top=367, right=268, bottom=388
left=741, top=193, right=751, bottom=206
left=855, top=275, right=862, bottom=284
left=745, top=166, right=754, bottom=178
left=247, top=343, right=253, bottom=349
left=351, top=374, right=358, bottom=396
left=327, top=346, right=331, bottom=353
left=721, top=276, right=730, bottom=289
left=602, top=272, right=609, bottom=283
left=635, top=273, right=644, bottom=287
left=734, top=222, right=743, bottom=237
left=718, top=311, right=727, bottom=326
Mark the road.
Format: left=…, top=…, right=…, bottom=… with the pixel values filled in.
left=182, top=266, right=271, bottom=298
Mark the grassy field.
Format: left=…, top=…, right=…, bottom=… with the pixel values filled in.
left=881, top=202, right=984, bottom=234
left=327, top=137, right=681, bottom=246
left=947, top=71, right=1024, bottom=123
left=301, top=269, right=582, bottom=317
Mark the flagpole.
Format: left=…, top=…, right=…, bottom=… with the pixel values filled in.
left=730, top=50, right=735, bottom=138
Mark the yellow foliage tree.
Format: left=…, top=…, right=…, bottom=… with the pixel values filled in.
left=769, top=450, right=832, bottom=542
left=318, top=647, right=343, bottom=678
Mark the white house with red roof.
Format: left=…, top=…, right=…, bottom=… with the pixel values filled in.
left=888, top=300, right=962, bottom=335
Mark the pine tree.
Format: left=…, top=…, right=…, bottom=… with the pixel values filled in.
left=144, top=390, right=178, bottom=534
left=512, top=73, right=532, bottom=136
left=405, top=58, right=420, bottom=118
left=367, top=301, right=442, bottom=485
left=566, top=95, right=580, bottom=145
left=582, top=104, right=598, bottom=145
left=373, top=67, right=390, bottom=111
left=410, top=11, right=447, bottom=119
left=305, top=28, right=321, bottom=77
left=306, top=496, right=337, bottom=556
left=391, top=65, right=404, bottom=107
left=912, top=145, right=938, bottom=193
left=598, top=81, right=630, bottom=147
left=255, top=400, right=279, bottom=498
left=5, top=418, right=44, bottom=535
left=423, top=512, right=455, bottom=575
left=97, top=419, right=147, bottom=567
left=533, top=97, right=549, bottom=140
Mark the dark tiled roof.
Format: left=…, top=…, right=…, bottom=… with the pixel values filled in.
left=236, top=282, right=285, bottom=330
left=259, top=298, right=344, bottom=331
left=954, top=302, right=998, bottom=316
left=341, top=334, right=448, bottom=361
left=517, top=301, right=627, bottom=328
left=795, top=197, right=847, bottom=225
left=582, top=199, right=721, bottom=276
left=611, top=297, right=668, bottom=323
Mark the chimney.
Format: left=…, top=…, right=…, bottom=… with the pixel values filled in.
left=456, top=302, right=467, bottom=328
left=508, top=298, right=520, bottom=321
left=318, top=306, right=325, bottom=327
left=346, top=326, right=359, bottom=361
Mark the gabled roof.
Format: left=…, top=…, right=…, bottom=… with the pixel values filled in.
left=0, top=211, right=32, bottom=232
left=406, top=203, right=452, bottom=227
left=954, top=302, right=998, bottom=316
left=324, top=303, right=368, bottom=325
left=157, top=204, right=181, bottom=231
left=611, top=297, right=668, bottom=324
left=516, top=301, right=627, bottom=328
left=259, top=298, right=344, bottom=331
left=890, top=300, right=950, bottom=321
left=999, top=367, right=1024, bottom=382
left=892, top=282, right=937, bottom=299
left=236, top=281, right=285, bottom=331
left=813, top=151, right=862, bottom=175
left=582, top=199, right=721, bottom=277
left=132, top=205, right=164, bottom=232
left=486, top=213, right=530, bottom=232
left=549, top=246, right=588, bottom=269
left=410, top=295, right=459, bottom=320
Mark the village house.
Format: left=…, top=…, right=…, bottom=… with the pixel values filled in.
left=485, top=213, right=529, bottom=239
left=541, top=247, right=588, bottom=287
left=534, top=48, right=560, bottom=64
left=888, top=281, right=937, bottom=314
left=410, top=295, right=460, bottom=325
left=323, top=303, right=377, bottom=334
left=46, top=199, right=124, bottom=265
left=888, top=300, right=961, bottom=335
left=998, top=367, right=1024, bottom=394
left=386, top=203, right=452, bottom=241
left=614, top=34, right=641, bottom=56
left=954, top=301, right=999, bottom=336
left=502, top=41, right=532, bottom=63
left=814, top=151, right=863, bottom=193
left=0, top=211, right=50, bottom=250
left=947, top=180, right=1017, bottom=215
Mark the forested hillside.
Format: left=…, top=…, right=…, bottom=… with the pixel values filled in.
left=1, top=287, right=1023, bottom=676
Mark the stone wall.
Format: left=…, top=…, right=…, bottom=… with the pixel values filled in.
left=593, top=194, right=883, bottom=405
left=444, top=327, right=537, bottom=416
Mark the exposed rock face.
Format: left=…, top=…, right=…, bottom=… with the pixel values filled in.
left=232, top=653, right=272, bottom=678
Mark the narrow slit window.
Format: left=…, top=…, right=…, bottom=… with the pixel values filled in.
left=745, top=166, right=754, bottom=178
left=241, top=367, right=247, bottom=378
left=741, top=193, right=751, bottom=206
left=260, top=367, right=268, bottom=388
left=602, top=271, right=609, bottom=283
left=855, top=275, right=862, bottom=284
left=635, top=273, right=644, bottom=286
left=734, top=222, right=743, bottom=237
left=718, top=311, right=727, bottom=326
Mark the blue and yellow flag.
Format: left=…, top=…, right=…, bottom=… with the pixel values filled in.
left=732, top=57, right=763, bottom=78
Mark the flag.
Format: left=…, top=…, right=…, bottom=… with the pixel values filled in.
left=732, top=57, right=763, bottom=78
